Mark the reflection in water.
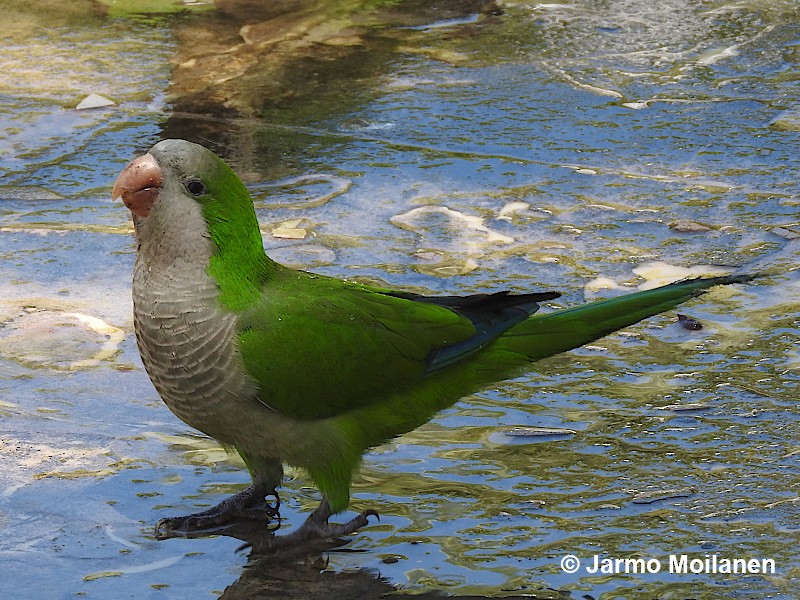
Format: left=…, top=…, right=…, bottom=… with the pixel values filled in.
left=161, top=0, right=502, bottom=175
left=155, top=522, right=536, bottom=600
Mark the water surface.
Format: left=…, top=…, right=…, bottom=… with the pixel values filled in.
left=0, top=1, right=797, bottom=598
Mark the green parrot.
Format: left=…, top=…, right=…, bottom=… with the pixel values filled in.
left=113, top=139, right=752, bottom=540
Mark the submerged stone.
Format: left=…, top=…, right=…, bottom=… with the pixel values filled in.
left=75, top=93, right=116, bottom=110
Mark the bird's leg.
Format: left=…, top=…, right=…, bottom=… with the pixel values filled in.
left=288, top=498, right=378, bottom=541
left=156, top=481, right=280, bottom=536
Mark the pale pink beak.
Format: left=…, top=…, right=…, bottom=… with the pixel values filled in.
left=112, top=153, right=164, bottom=218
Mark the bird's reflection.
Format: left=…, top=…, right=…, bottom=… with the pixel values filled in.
left=161, top=521, right=538, bottom=600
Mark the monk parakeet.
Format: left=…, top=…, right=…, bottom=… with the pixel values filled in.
left=113, top=139, right=752, bottom=540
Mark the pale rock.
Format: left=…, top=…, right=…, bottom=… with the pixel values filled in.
left=75, top=93, right=115, bottom=110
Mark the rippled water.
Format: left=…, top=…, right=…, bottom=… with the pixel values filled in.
left=1, top=2, right=798, bottom=599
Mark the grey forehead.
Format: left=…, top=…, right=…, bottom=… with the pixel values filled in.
left=149, top=139, right=211, bottom=172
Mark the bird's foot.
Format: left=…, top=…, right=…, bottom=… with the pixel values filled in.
left=295, top=499, right=379, bottom=540
left=244, top=499, right=378, bottom=554
left=155, top=482, right=279, bottom=538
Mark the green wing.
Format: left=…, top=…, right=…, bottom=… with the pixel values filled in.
left=236, top=267, right=558, bottom=420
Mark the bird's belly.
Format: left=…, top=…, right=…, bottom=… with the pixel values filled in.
left=131, top=271, right=346, bottom=467
left=132, top=285, right=257, bottom=442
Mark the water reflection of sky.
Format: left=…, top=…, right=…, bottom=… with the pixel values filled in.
left=0, top=2, right=798, bottom=599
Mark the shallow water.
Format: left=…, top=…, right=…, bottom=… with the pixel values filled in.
left=0, top=1, right=798, bottom=599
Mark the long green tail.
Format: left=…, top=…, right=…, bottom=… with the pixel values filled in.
left=496, top=274, right=753, bottom=361
left=333, top=274, right=754, bottom=512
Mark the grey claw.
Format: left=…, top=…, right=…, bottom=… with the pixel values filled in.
left=155, top=517, right=185, bottom=534
left=362, top=509, right=380, bottom=522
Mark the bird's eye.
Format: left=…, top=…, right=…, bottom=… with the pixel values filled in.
left=185, top=179, right=206, bottom=196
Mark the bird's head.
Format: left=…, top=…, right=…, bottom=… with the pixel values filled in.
left=114, top=139, right=273, bottom=309
left=113, top=139, right=251, bottom=221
